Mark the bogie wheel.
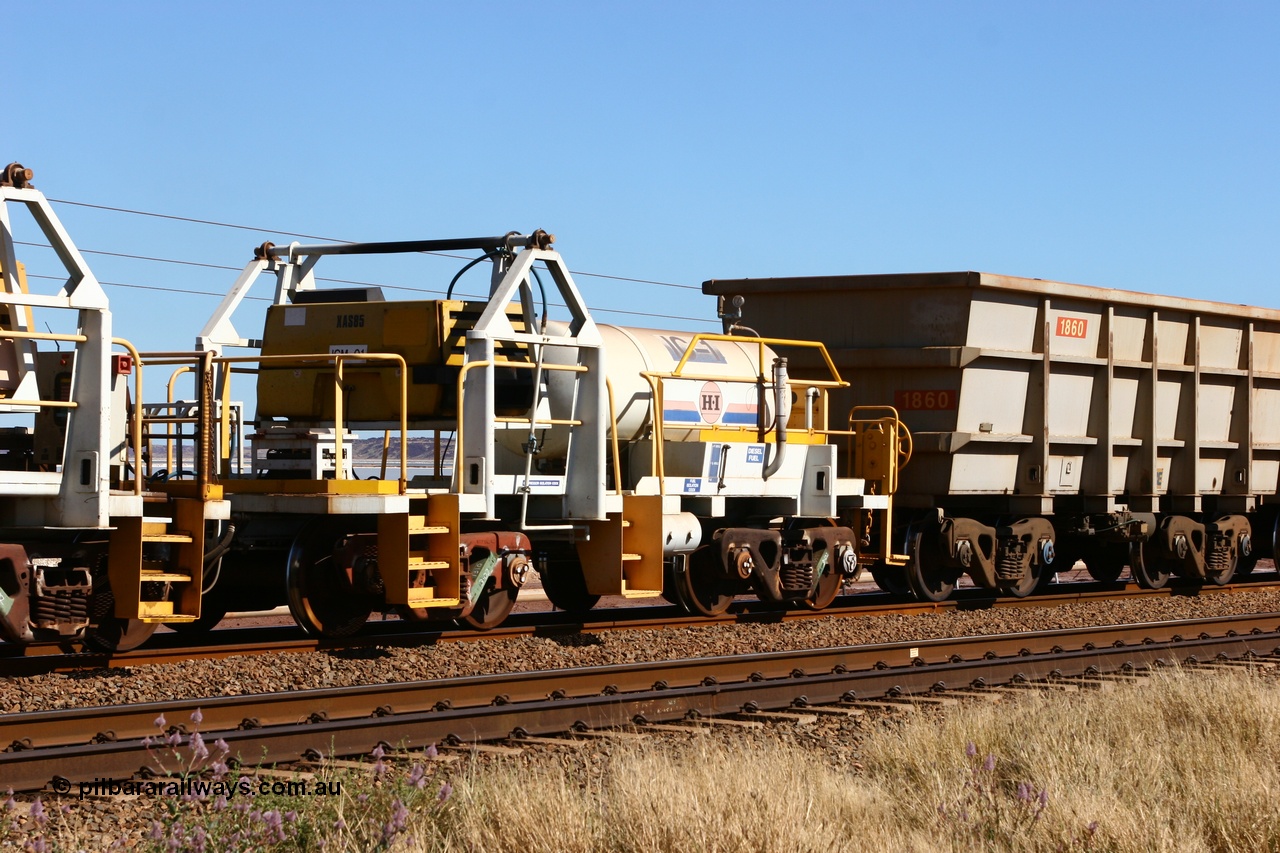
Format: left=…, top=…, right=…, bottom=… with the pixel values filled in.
left=800, top=552, right=843, bottom=611
left=1003, top=556, right=1044, bottom=599
left=1129, top=540, right=1170, bottom=590
left=85, top=618, right=158, bottom=652
left=1236, top=553, right=1259, bottom=579
left=1080, top=544, right=1126, bottom=584
left=165, top=599, right=229, bottom=635
left=869, top=562, right=911, bottom=596
left=286, top=523, right=373, bottom=638
left=85, top=575, right=161, bottom=652
left=462, top=576, right=518, bottom=630
left=540, top=545, right=601, bottom=613
left=905, top=530, right=956, bottom=603
left=674, top=547, right=738, bottom=617
left=1204, top=551, right=1237, bottom=587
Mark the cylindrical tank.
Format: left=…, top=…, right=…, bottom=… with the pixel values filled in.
left=509, top=322, right=777, bottom=460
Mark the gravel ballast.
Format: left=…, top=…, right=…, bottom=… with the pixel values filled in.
left=7, top=589, right=1280, bottom=715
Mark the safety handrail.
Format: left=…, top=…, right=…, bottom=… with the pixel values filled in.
left=454, top=358, right=624, bottom=498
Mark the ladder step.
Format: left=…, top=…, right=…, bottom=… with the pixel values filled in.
left=408, top=559, right=451, bottom=570
left=405, top=589, right=460, bottom=608
left=141, top=571, right=193, bottom=582
left=143, top=532, right=194, bottom=544
left=409, top=526, right=450, bottom=535
left=622, top=553, right=642, bottom=562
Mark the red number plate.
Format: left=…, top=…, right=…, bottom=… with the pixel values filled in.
left=1055, top=316, right=1088, bottom=338
left=894, top=389, right=957, bottom=411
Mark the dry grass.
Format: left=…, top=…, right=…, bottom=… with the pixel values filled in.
left=416, top=664, right=1280, bottom=852
left=8, top=665, right=1280, bottom=851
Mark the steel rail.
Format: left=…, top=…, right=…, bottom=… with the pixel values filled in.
left=3, top=577, right=1280, bottom=676
left=3, top=612, right=1280, bottom=792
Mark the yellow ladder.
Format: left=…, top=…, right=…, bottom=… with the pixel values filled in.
left=108, top=496, right=205, bottom=622
left=379, top=493, right=461, bottom=608
left=577, top=495, right=664, bottom=597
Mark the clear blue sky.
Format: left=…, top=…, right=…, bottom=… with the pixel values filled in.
left=5, top=1, right=1277, bottom=356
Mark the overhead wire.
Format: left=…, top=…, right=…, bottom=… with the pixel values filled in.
left=22, top=200, right=717, bottom=325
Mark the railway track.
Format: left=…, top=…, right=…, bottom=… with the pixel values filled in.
left=3, top=574, right=1277, bottom=676
left=4, top=610, right=1279, bottom=793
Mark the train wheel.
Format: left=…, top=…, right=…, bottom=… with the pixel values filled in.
left=1204, top=552, right=1237, bottom=586
left=1129, top=541, right=1170, bottom=590
left=674, top=548, right=736, bottom=617
left=1003, top=558, right=1044, bottom=598
left=165, top=601, right=228, bottom=635
left=1081, top=544, right=1126, bottom=583
left=869, top=563, right=911, bottom=596
left=85, top=571, right=160, bottom=652
left=285, top=525, right=372, bottom=638
left=1236, top=553, right=1259, bottom=578
left=800, top=558, right=842, bottom=611
left=85, top=618, right=158, bottom=652
left=905, top=531, right=955, bottom=602
left=463, top=577, right=518, bottom=630
left=540, top=559, right=600, bottom=613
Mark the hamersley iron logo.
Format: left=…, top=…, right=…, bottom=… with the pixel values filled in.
left=699, top=381, right=723, bottom=424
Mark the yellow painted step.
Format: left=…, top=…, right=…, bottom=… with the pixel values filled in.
left=141, top=570, right=193, bottom=582
left=409, top=525, right=450, bottom=535
left=405, top=589, right=460, bottom=608
left=142, top=532, right=194, bottom=544
left=622, top=553, right=642, bottom=562
left=408, top=558, right=451, bottom=570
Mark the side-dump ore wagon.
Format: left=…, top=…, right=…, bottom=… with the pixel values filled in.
left=704, top=271, right=1279, bottom=601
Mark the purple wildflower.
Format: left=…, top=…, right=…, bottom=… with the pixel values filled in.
left=965, top=742, right=977, bottom=757
left=190, top=826, right=207, bottom=853
left=149, top=821, right=164, bottom=841
left=29, top=798, right=45, bottom=827
left=408, top=764, right=426, bottom=789
left=154, top=713, right=166, bottom=729
left=190, top=708, right=203, bottom=725
left=437, top=781, right=453, bottom=803
left=334, top=818, right=347, bottom=830
left=190, top=731, right=209, bottom=762
left=982, top=754, right=996, bottom=772
left=213, top=795, right=228, bottom=812
left=425, top=744, right=438, bottom=759
left=215, top=738, right=229, bottom=755
left=166, top=730, right=183, bottom=749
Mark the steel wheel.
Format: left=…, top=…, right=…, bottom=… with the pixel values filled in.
left=869, top=562, right=911, bottom=596
left=285, top=524, right=372, bottom=638
left=463, top=575, right=519, bottom=630
left=800, top=553, right=843, bottom=611
left=540, top=545, right=601, bottom=613
left=85, top=571, right=161, bottom=652
left=674, top=547, right=737, bottom=617
left=85, top=617, right=158, bottom=652
left=1003, top=556, right=1044, bottom=599
left=1081, top=544, right=1126, bottom=583
left=1205, top=551, right=1237, bottom=586
left=1129, top=540, right=1170, bottom=590
left=905, top=530, right=955, bottom=603
left=1236, top=553, right=1259, bottom=578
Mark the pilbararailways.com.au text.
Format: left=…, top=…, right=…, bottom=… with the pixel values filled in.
left=74, top=777, right=339, bottom=800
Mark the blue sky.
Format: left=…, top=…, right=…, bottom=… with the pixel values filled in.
left=5, top=1, right=1277, bottom=355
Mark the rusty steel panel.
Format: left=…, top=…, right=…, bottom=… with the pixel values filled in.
left=703, top=271, right=1280, bottom=508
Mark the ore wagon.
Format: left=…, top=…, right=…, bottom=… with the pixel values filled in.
left=704, top=271, right=1280, bottom=600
